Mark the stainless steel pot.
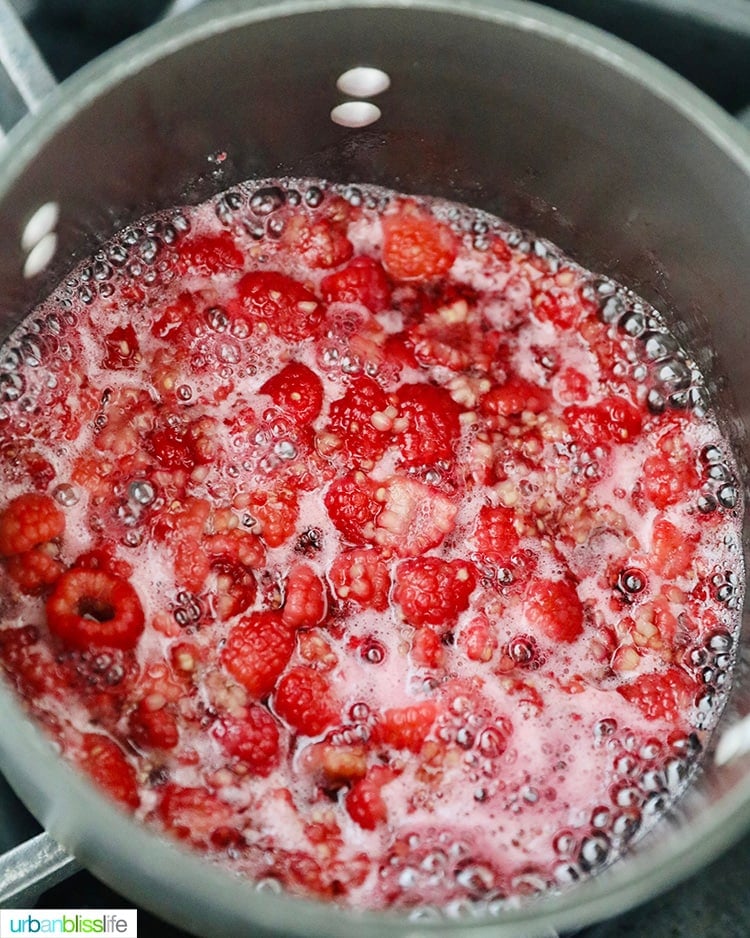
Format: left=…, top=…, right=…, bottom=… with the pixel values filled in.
left=0, top=1, right=749, bottom=935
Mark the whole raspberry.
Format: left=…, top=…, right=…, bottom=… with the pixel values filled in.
left=0, top=493, right=65, bottom=557
left=274, top=666, right=338, bottom=736
left=222, top=611, right=295, bottom=698
left=345, top=765, right=397, bottom=830
left=213, top=706, right=280, bottom=775
left=375, top=701, right=438, bottom=753
left=394, top=557, right=476, bottom=629
left=282, top=563, right=327, bottom=629
left=79, top=733, right=140, bottom=809
left=46, top=568, right=145, bottom=651
left=525, top=578, right=584, bottom=643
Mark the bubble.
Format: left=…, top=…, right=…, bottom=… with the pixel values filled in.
left=611, top=809, right=641, bottom=841
left=129, top=480, right=155, bottom=505
left=594, top=718, right=617, bottom=740
left=250, top=186, right=285, bottom=216
left=53, top=483, right=79, bottom=507
left=616, top=567, right=646, bottom=598
left=579, top=834, right=610, bottom=870
left=305, top=186, right=324, bottom=208
left=206, top=306, right=229, bottom=333
left=717, top=484, right=738, bottom=509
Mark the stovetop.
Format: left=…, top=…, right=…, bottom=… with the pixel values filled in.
left=3, top=1, right=750, bottom=935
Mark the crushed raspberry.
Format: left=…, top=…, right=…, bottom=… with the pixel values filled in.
left=282, top=563, right=327, bottom=629
left=410, top=627, right=446, bottom=669
left=46, top=569, right=145, bottom=651
left=222, top=611, right=296, bottom=698
left=395, top=557, right=476, bottom=629
left=320, top=256, right=391, bottom=312
left=274, top=666, right=339, bottom=736
left=525, top=578, right=584, bottom=643
left=329, top=548, right=390, bottom=610
left=128, top=698, right=179, bottom=750
left=372, top=476, right=457, bottom=557
left=156, top=784, right=235, bottom=846
left=80, top=734, right=140, bottom=809
left=395, top=383, right=461, bottom=467
left=381, top=203, right=458, bottom=280
left=178, top=232, right=244, bottom=273
left=617, top=668, right=697, bottom=722
left=0, top=493, right=65, bottom=557
left=651, top=518, right=697, bottom=579
left=236, top=270, right=322, bottom=342
left=281, top=213, right=354, bottom=269
left=212, top=706, right=280, bottom=775
left=260, top=362, right=324, bottom=426
left=642, top=427, right=701, bottom=509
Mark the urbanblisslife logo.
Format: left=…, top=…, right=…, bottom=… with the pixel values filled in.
left=0, top=911, right=137, bottom=938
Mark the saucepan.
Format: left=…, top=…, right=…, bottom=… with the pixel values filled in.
left=0, top=1, right=749, bottom=935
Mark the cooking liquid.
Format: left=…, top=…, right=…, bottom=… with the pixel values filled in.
left=0, top=179, right=743, bottom=914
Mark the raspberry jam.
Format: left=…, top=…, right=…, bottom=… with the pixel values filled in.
left=0, top=179, right=744, bottom=913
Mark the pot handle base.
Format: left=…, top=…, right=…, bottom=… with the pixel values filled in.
left=0, top=0, right=57, bottom=140
left=0, top=831, right=79, bottom=907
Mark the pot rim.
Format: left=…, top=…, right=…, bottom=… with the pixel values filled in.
left=0, top=1, right=749, bottom=935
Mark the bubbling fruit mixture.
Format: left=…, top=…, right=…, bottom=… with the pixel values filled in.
left=0, top=178, right=744, bottom=913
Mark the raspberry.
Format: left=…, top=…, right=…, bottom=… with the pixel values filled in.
left=222, top=611, right=296, bottom=698
left=212, top=706, right=280, bottom=775
left=642, top=427, right=701, bottom=509
left=146, top=424, right=197, bottom=471
left=394, top=557, right=476, bottom=629
left=372, top=476, right=457, bottom=557
left=472, top=505, right=520, bottom=562
left=395, top=383, right=461, bottom=467
left=533, top=279, right=595, bottom=330
left=0, top=493, right=65, bottom=557
left=156, top=784, right=235, bottom=846
left=103, top=324, right=141, bottom=370
left=248, top=488, right=299, bottom=548
left=6, top=545, right=65, bottom=594
left=326, top=376, right=391, bottom=465
left=0, top=625, right=62, bottom=697
left=128, top=698, right=179, bottom=750
left=259, top=362, right=324, bottom=426
left=564, top=396, right=643, bottom=445
left=411, top=627, right=446, bottom=669
left=345, top=766, right=396, bottom=830
left=376, top=700, right=438, bottom=752
left=236, top=270, right=322, bottom=342
left=324, top=472, right=381, bottom=545
left=274, top=666, right=339, bottom=736
left=525, top=578, right=584, bottom=643
left=80, top=734, right=139, bottom=809
left=282, top=563, right=327, bottom=629
left=329, top=548, right=390, bottom=610
left=280, top=214, right=354, bottom=269
left=617, top=667, right=697, bottom=722
left=651, top=518, right=697, bottom=579
left=381, top=203, right=458, bottom=281
left=46, top=569, right=145, bottom=651
left=458, top=614, right=497, bottom=663
left=178, top=231, right=244, bottom=273
left=153, top=497, right=212, bottom=592
left=480, top=377, right=551, bottom=418
left=205, top=560, right=256, bottom=621
left=320, top=256, right=391, bottom=312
